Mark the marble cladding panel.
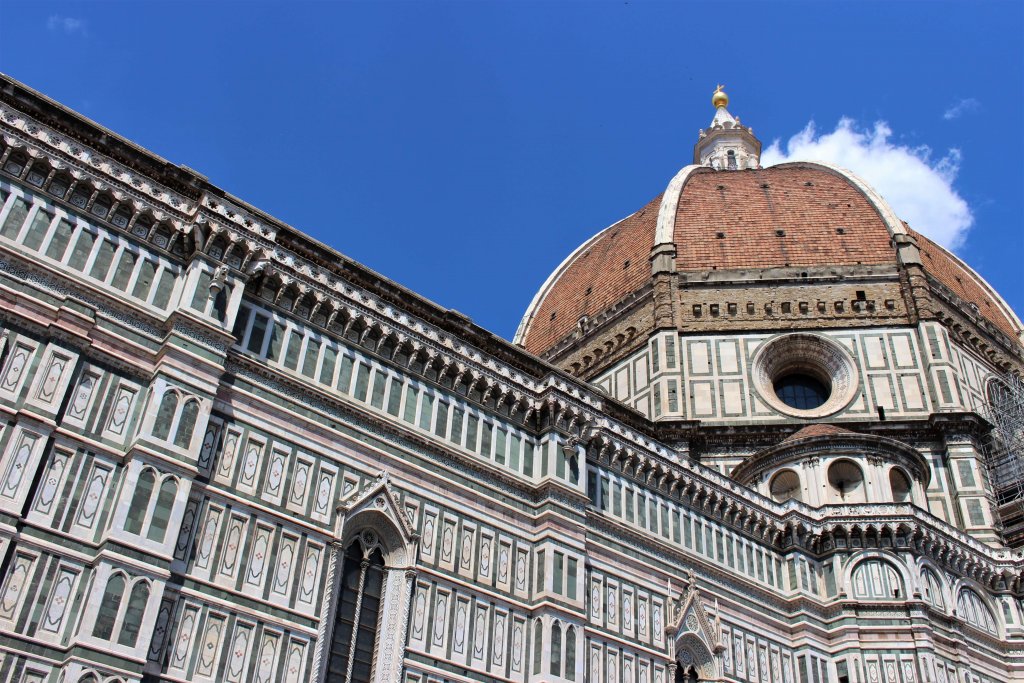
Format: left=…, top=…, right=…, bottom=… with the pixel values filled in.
left=586, top=567, right=666, bottom=652
left=0, top=547, right=85, bottom=644
left=162, top=596, right=311, bottom=683
left=593, top=325, right=1000, bottom=424
left=180, top=495, right=325, bottom=615
left=721, top=621, right=802, bottom=683
left=198, top=414, right=366, bottom=532
left=413, top=498, right=533, bottom=601
left=407, top=577, right=530, bottom=681
left=584, top=637, right=668, bottom=683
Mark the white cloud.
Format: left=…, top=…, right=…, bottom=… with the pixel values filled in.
left=762, top=118, right=973, bottom=249
left=46, top=15, right=87, bottom=36
left=943, top=98, right=980, bottom=120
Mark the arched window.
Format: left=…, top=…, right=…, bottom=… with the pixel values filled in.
left=726, top=149, right=737, bottom=170
left=326, top=539, right=386, bottom=683
left=152, top=392, right=178, bottom=441
left=550, top=621, right=562, bottom=676
left=152, top=388, right=202, bottom=449
left=124, top=469, right=155, bottom=535
left=769, top=469, right=801, bottom=503
left=828, top=460, right=865, bottom=503
left=564, top=625, right=576, bottom=681
left=957, top=587, right=997, bottom=634
left=92, top=574, right=126, bottom=640
left=117, top=581, right=149, bottom=646
left=851, top=559, right=903, bottom=599
left=889, top=468, right=912, bottom=503
left=174, top=399, right=200, bottom=449
left=921, top=567, right=945, bottom=610
left=147, top=478, right=178, bottom=542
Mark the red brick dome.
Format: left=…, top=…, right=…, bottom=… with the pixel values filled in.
left=515, top=161, right=1021, bottom=358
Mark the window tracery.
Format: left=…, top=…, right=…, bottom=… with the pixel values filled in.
left=327, top=534, right=386, bottom=683
left=851, top=558, right=904, bottom=599
left=123, top=466, right=179, bottom=543
left=92, top=572, right=151, bottom=648
left=150, top=388, right=201, bottom=449
left=957, top=586, right=997, bottom=634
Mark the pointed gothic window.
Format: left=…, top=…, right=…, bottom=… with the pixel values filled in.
left=174, top=399, right=200, bottom=449
left=93, top=574, right=126, bottom=640
left=326, top=538, right=386, bottom=683
left=152, top=392, right=178, bottom=441
left=117, top=582, right=150, bottom=646
left=124, top=469, right=155, bottom=535
left=146, top=478, right=178, bottom=542
left=565, top=625, right=576, bottom=681
left=550, top=621, right=562, bottom=676
left=533, top=620, right=543, bottom=674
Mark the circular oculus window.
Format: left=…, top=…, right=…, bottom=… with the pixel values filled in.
left=752, top=333, right=858, bottom=418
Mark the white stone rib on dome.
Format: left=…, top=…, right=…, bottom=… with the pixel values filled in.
left=516, top=163, right=703, bottom=347
left=653, top=164, right=702, bottom=247
left=918, top=234, right=1024, bottom=336
left=781, top=160, right=1022, bottom=337
left=776, top=160, right=910, bottom=238
left=513, top=213, right=633, bottom=346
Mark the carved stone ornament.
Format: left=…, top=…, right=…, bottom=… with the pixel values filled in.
left=668, top=574, right=725, bottom=681
left=335, top=470, right=419, bottom=567
left=750, top=332, right=858, bottom=419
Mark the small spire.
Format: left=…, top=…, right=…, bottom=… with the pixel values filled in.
left=712, top=84, right=729, bottom=109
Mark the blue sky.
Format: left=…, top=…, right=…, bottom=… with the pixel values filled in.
left=2, top=1, right=1021, bottom=340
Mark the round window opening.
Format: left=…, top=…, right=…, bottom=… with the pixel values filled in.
left=752, top=333, right=858, bottom=418
left=774, top=373, right=829, bottom=410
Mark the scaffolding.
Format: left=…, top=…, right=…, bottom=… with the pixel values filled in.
left=982, top=372, right=1024, bottom=546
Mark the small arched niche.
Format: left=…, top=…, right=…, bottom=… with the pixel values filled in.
left=827, top=459, right=865, bottom=503
left=889, top=467, right=912, bottom=503
left=769, top=469, right=802, bottom=503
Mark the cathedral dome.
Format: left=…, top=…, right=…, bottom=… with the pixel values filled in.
left=515, top=97, right=1022, bottom=369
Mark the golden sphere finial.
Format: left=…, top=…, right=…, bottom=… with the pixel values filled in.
left=712, top=84, right=729, bottom=109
